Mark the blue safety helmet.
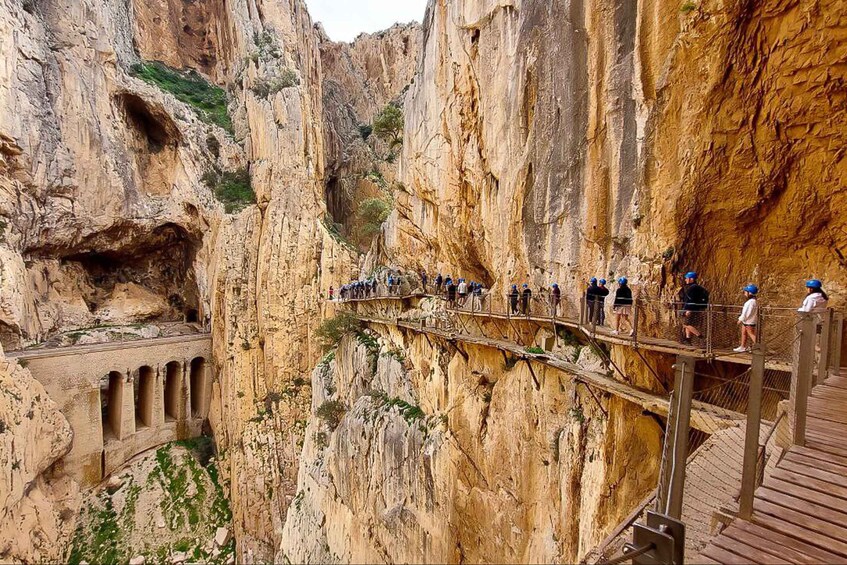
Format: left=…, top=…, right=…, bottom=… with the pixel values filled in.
left=599, top=279, right=607, bottom=285
left=590, top=277, right=598, bottom=284
left=806, top=279, right=823, bottom=289
left=512, top=284, right=518, bottom=290
left=552, top=283, right=559, bottom=289
left=523, top=284, right=528, bottom=288
left=743, top=284, right=759, bottom=295
left=685, top=271, right=698, bottom=280
left=618, top=277, right=628, bottom=285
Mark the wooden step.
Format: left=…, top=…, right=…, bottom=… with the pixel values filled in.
left=712, top=533, right=793, bottom=564
left=772, top=467, right=847, bottom=500
left=701, top=544, right=758, bottom=565
left=730, top=520, right=847, bottom=564
left=753, top=499, right=847, bottom=556
left=792, top=445, right=847, bottom=469
left=757, top=487, right=847, bottom=529
left=778, top=459, right=847, bottom=490
left=783, top=450, right=847, bottom=476
left=806, top=439, right=847, bottom=459
left=766, top=477, right=847, bottom=511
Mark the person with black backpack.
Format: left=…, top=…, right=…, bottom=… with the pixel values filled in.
left=446, top=278, right=458, bottom=308
left=509, top=284, right=520, bottom=315
left=679, top=271, right=709, bottom=344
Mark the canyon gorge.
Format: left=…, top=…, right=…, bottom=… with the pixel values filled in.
left=1, top=0, right=845, bottom=563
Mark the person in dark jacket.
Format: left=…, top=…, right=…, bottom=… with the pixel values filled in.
left=597, top=279, right=610, bottom=325
left=551, top=283, right=562, bottom=316
left=586, top=278, right=600, bottom=323
left=679, top=271, right=709, bottom=343
left=521, top=284, right=532, bottom=316
left=446, top=278, right=458, bottom=308
left=612, top=277, right=633, bottom=335
left=435, top=273, right=443, bottom=294
left=420, top=271, right=428, bottom=293
left=509, top=284, right=520, bottom=315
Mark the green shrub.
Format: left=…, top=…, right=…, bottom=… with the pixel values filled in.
left=358, top=197, right=392, bottom=236
left=373, top=103, right=404, bottom=149
left=358, top=124, right=373, bottom=140
left=130, top=61, right=232, bottom=133
left=315, top=312, right=361, bottom=349
left=202, top=167, right=255, bottom=213
left=316, top=400, right=346, bottom=430
left=525, top=346, right=545, bottom=355
left=680, top=1, right=697, bottom=13
left=250, top=69, right=300, bottom=98
left=321, top=217, right=355, bottom=249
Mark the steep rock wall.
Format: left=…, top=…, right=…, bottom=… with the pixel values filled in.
left=280, top=325, right=663, bottom=563
left=390, top=0, right=847, bottom=306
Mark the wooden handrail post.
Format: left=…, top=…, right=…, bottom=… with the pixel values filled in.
left=633, top=297, right=640, bottom=347
left=832, top=312, right=844, bottom=375
left=739, top=344, right=765, bottom=520
left=818, top=309, right=834, bottom=384
left=705, top=304, right=714, bottom=357
left=791, top=314, right=816, bottom=447
left=658, top=355, right=695, bottom=520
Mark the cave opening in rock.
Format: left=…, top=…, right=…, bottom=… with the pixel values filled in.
left=164, top=361, right=181, bottom=422
left=135, top=366, right=155, bottom=429
left=118, top=92, right=180, bottom=152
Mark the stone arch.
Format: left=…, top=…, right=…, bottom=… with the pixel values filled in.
left=189, top=357, right=207, bottom=418
left=135, top=366, right=156, bottom=428
left=100, top=371, right=125, bottom=441
left=164, top=361, right=182, bottom=421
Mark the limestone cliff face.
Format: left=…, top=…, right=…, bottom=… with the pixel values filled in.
left=390, top=0, right=847, bottom=306
left=0, top=352, right=80, bottom=563
left=319, top=24, right=421, bottom=250
left=280, top=323, right=662, bottom=563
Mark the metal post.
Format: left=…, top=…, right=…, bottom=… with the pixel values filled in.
left=832, top=312, right=844, bottom=375
left=633, top=297, right=640, bottom=347
left=705, top=304, right=714, bottom=357
left=738, top=344, right=765, bottom=520
left=658, top=355, right=695, bottom=519
left=579, top=296, right=586, bottom=328
left=818, top=309, right=834, bottom=383
left=791, top=314, right=816, bottom=447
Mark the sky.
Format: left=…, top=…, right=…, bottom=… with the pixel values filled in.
left=306, top=0, right=428, bottom=42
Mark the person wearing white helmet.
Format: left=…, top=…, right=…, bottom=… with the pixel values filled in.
left=612, top=277, right=634, bottom=336
left=798, top=279, right=828, bottom=313
left=734, top=284, right=759, bottom=352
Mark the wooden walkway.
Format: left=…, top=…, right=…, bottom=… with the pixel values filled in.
left=336, top=296, right=793, bottom=373
left=355, top=314, right=744, bottom=434
left=699, top=371, right=847, bottom=564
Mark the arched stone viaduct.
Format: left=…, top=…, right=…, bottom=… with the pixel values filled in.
left=8, top=334, right=213, bottom=487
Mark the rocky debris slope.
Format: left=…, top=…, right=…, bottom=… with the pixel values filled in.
left=0, top=350, right=80, bottom=563
left=280, top=323, right=663, bottom=563
left=67, top=440, right=234, bottom=565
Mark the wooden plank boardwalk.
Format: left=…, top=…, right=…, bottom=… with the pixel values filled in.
left=699, top=371, right=847, bottom=564
left=336, top=296, right=793, bottom=372
left=355, top=314, right=745, bottom=434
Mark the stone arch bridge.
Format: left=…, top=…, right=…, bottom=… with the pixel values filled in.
left=8, top=334, right=212, bottom=488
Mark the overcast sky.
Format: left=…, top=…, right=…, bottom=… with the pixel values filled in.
left=306, top=0, right=428, bottom=42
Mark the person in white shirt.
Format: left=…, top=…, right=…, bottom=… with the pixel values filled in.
left=798, top=279, right=829, bottom=313
left=734, top=285, right=759, bottom=352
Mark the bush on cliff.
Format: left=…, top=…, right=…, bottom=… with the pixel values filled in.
left=315, top=312, right=361, bottom=349
left=202, top=168, right=255, bottom=213
left=316, top=400, right=346, bottom=431
left=131, top=61, right=233, bottom=133
left=372, top=103, right=404, bottom=149
left=357, top=196, right=393, bottom=236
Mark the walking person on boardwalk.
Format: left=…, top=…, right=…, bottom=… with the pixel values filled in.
left=435, top=273, right=443, bottom=295
left=679, top=271, right=710, bottom=344
left=420, top=271, right=428, bottom=293
left=457, top=278, right=469, bottom=307
left=586, top=278, right=600, bottom=324
left=612, top=278, right=633, bottom=336
left=328, top=286, right=334, bottom=301
left=521, top=284, right=532, bottom=316
left=509, top=284, right=520, bottom=315
left=798, top=279, right=829, bottom=313
left=734, top=284, right=759, bottom=352
left=446, top=278, right=458, bottom=308
left=597, top=279, right=610, bottom=325
left=551, top=283, right=562, bottom=316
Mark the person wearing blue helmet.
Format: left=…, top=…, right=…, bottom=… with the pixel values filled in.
left=435, top=273, right=443, bottom=294
left=735, top=284, right=759, bottom=352
left=679, top=271, right=710, bottom=344
left=457, top=278, right=469, bottom=307
left=520, top=283, right=532, bottom=316
left=550, top=283, right=562, bottom=316
left=446, top=277, right=458, bottom=308
left=612, top=277, right=634, bottom=335
left=597, top=279, right=610, bottom=325
left=586, top=278, right=600, bottom=324
left=509, top=284, right=520, bottom=315
left=799, top=279, right=828, bottom=313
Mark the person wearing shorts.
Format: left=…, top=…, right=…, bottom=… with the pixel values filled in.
left=612, top=277, right=634, bottom=336
left=735, top=284, right=759, bottom=352
left=679, top=271, right=709, bottom=343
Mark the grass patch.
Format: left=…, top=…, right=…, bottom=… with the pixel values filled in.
left=250, top=69, right=300, bottom=98
left=680, top=1, right=697, bottom=13
left=130, top=61, right=232, bottom=133
left=321, top=217, right=355, bottom=249
left=368, top=391, right=426, bottom=425
left=525, top=346, right=545, bottom=355
left=202, top=167, right=255, bottom=213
